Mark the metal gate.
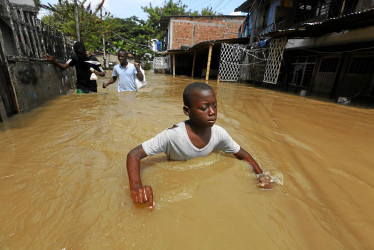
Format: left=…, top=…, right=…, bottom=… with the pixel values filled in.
left=313, top=56, right=340, bottom=94
left=218, top=43, right=245, bottom=82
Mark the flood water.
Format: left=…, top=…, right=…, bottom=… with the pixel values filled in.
left=1, top=70, right=373, bottom=249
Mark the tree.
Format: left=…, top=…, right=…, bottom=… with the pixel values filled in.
left=40, top=0, right=113, bottom=51
left=200, top=6, right=221, bottom=16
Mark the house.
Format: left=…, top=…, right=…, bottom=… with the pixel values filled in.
left=155, top=15, right=246, bottom=79
left=233, top=0, right=374, bottom=105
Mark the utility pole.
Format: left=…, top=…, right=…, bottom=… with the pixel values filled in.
left=74, top=0, right=80, bottom=41
left=100, top=8, right=106, bottom=68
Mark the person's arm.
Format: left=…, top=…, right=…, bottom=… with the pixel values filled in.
left=102, top=76, right=117, bottom=88
left=43, top=53, right=69, bottom=70
left=126, top=145, right=154, bottom=207
left=234, top=148, right=272, bottom=188
left=134, top=62, right=144, bottom=81
left=91, top=67, right=105, bottom=77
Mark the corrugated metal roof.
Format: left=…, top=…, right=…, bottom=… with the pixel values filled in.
left=263, top=7, right=374, bottom=38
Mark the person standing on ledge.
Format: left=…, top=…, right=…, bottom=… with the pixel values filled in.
left=102, top=49, right=144, bottom=92
left=43, top=41, right=105, bottom=94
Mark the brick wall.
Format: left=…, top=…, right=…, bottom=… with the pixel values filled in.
left=169, top=16, right=244, bottom=50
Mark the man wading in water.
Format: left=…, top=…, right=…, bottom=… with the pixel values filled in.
left=102, top=49, right=144, bottom=92
left=43, top=42, right=106, bottom=93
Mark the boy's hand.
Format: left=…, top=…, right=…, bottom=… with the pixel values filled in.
left=257, top=173, right=273, bottom=189
left=134, top=62, right=141, bottom=70
left=130, top=185, right=155, bottom=207
left=42, top=53, right=53, bottom=61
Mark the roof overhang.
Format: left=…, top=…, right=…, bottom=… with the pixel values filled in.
left=166, top=37, right=250, bottom=55
left=235, top=0, right=256, bottom=12
left=263, top=7, right=374, bottom=38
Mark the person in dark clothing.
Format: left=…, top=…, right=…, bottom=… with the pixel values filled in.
left=43, top=42, right=105, bottom=93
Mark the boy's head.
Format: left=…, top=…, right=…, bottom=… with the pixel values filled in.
left=73, top=42, right=87, bottom=60
left=183, top=82, right=217, bottom=127
left=183, top=82, right=214, bottom=107
left=118, top=49, right=128, bottom=65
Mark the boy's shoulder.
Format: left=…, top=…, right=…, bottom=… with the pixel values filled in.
left=166, top=121, right=185, bottom=131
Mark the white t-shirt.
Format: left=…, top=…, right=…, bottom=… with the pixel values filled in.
left=142, top=121, right=240, bottom=161
left=112, top=63, right=137, bottom=92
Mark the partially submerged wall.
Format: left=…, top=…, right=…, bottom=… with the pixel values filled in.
left=8, top=60, right=76, bottom=112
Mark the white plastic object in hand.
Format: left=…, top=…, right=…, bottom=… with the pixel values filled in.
left=256, top=170, right=283, bottom=185
left=90, top=73, right=97, bottom=80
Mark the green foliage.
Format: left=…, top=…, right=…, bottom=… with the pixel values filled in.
left=41, top=0, right=113, bottom=52
left=108, top=17, right=153, bottom=62
left=201, top=6, right=221, bottom=16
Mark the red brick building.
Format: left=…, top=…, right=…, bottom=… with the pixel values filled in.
left=161, top=16, right=245, bottom=50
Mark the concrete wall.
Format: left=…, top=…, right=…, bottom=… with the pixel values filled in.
left=8, top=60, right=76, bottom=112
left=168, top=16, right=244, bottom=50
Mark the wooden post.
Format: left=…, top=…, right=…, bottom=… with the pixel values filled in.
left=0, top=27, right=20, bottom=113
left=12, top=7, right=27, bottom=56
left=19, top=9, right=33, bottom=57
left=30, top=15, right=43, bottom=58
left=23, top=11, right=39, bottom=58
left=37, top=20, right=47, bottom=53
left=191, top=51, right=196, bottom=77
left=173, top=54, right=176, bottom=76
left=205, top=45, right=212, bottom=81
left=340, top=0, right=346, bottom=17
left=3, top=1, right=22, bottom=56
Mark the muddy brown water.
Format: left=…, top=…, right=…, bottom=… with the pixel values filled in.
left=1, top=71, right=373, bottom=249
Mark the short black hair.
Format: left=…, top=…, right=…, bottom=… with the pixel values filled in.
left=118, top=49, right=127, bottom=55
left=183, top=82, right=214, bottom=107
left=73, top=41, right=86, bottom=60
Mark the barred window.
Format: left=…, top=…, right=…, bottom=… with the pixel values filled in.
left=349, top=57, right=374, bottom=75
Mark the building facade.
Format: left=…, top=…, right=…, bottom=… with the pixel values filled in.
left=161, top=15, right=245, bottom=50
left=233, top=0, right=374, bottom=105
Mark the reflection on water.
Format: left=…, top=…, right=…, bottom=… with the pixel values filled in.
left=1, top=71, right=374, bottom=249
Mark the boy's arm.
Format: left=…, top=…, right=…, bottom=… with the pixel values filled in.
left=126, top=145, right=154, bottom=206
left=234, top=148, right=263, bottom=174
left=43, top=53, right=69, bottom=70
left=102, top=76, right=117, bottom=88
left=234, top=148, right=272, bottom=188
left=91, top=67, right=106, bottom=77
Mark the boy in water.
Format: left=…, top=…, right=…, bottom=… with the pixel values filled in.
left=43, top=42, right=105, bottom=93
left=102, top=49, right=144, bottom=92
left=127, top=82, right=271, bottom=207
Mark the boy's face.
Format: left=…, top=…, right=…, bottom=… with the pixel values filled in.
left=118, top=52, right=127, bottom=65
left=184, top=89, right=217, bottom=127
